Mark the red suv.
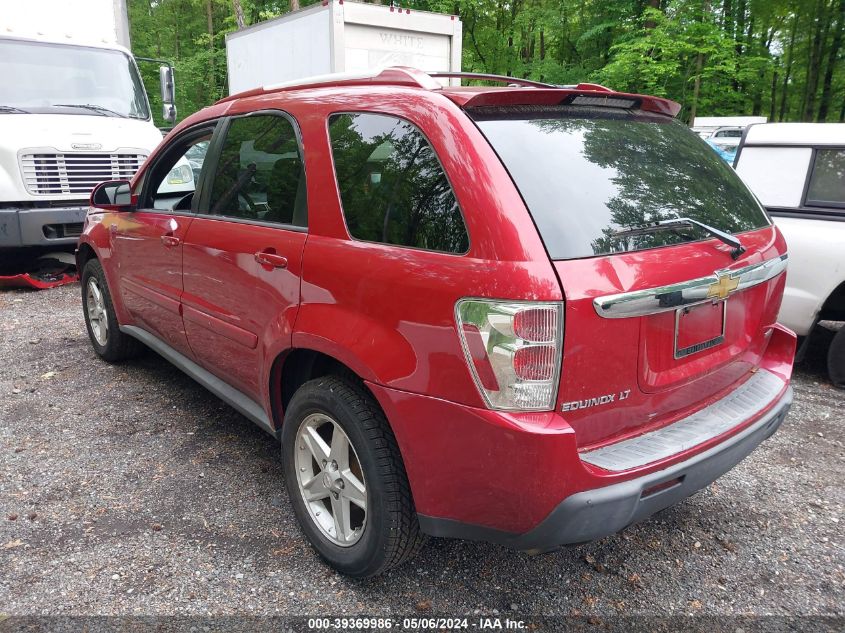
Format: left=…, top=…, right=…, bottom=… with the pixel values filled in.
left=78, top=68, right=795, bottom=577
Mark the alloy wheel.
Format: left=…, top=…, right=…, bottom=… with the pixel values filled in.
left=294, top=412, right=367, bottom=546
left=86, top=277, right=109, bottom=346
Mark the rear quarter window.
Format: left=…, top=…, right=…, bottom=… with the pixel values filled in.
left=806, top=149, right=845, bottom=208
left=472, top=106, right=770, bottom=260
left=327, top=112, right=469, bottom=254
left=735, top=146, right=813, bottom=208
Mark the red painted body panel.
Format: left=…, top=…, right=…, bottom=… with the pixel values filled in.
left=78, top=73, right=795, bottom=539
left=181, top=217, right=306, bottom=402
left=0, top=271, right=77, bottom=289
left=552, top=226, right=788, bottom=448
left=288, top=87, right=561, bottom=404
left=112, top=210, right=194, bottom=358
left=370, top=324, right=795, bottom=533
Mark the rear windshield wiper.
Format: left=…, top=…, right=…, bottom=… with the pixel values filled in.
left=611, top=217, right=746, bottom=259
left=53, top=103, right=128, bottom=118
left=0, top=105, right=30, bottom=114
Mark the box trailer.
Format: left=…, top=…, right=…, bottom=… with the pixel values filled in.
left=225, top=0, right=462, bottom=95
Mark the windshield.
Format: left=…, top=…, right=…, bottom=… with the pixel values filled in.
left=472, top=106, right=770, bottom=260
left=0, top=39, right=149, bottom=120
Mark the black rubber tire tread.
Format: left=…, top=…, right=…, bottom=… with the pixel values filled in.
left=828, top=326, right=845, bottom=389
left=81, top=258, right=143, bottom=363
left=282, top=375, right=426, bottom=577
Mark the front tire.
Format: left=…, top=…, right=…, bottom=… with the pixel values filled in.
left=828, top=325, right=845, bottom=389
left=81, top=259, right=142, bottom=362
left=282, top=375, right=425, bottom=577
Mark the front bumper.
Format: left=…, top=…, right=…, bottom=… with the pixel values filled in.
left=418, top=386, right=792, bottom=552
left=0, top=206, right=87, bottom=248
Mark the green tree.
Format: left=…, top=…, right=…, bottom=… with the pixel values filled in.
left=128, top=0, right=845, bottom=125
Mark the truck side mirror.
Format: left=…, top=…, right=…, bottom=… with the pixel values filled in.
left=91, top=180, right=135, bottom=211
left=159, top=65, right=177, bottom=124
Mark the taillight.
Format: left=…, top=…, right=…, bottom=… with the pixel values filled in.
left=455, top=300, right=563, bottom=411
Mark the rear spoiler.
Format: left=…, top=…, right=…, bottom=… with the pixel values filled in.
left=442, top=87, right=682, bottom=118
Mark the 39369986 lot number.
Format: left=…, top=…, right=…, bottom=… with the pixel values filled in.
left=307, top=617, right=472, bottom=629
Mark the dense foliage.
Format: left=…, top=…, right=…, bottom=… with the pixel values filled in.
left=129, top=0, right=844, bottom=126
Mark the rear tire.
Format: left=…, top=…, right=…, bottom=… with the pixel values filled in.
left=81, top=259, right=143, bottom=362
left=828, top=326, right=845, bottom=389
left=282, top=375, right=426, bottom=577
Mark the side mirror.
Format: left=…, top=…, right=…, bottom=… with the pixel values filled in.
left=159, top=65, right=177, bottom=124
left=91, top=180, right=135, bottom=211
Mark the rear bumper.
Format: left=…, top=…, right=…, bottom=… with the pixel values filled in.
left=0, top=206, right=87, bottom=248
left=418, top=386, right=792, bottom=552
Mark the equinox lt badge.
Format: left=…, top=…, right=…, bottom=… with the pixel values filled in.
left=562, top=389, right=631, bottom=412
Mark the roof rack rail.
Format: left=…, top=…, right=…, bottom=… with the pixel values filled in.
left=215, top=67, right=616, bottom=106
left=427, top=72, right=614, bottom=93
left=216, top=66, right=440, bottom=104
left=427, top=72, right=558, bottom=89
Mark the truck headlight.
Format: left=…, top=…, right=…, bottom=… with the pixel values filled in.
left=166, top=164, right=193, bottom=185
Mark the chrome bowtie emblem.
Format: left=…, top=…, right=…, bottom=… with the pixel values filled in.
left=707, top=270, right=740, bottom=300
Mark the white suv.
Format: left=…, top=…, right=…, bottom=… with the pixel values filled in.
left=735, top=123, right=845, bottom=386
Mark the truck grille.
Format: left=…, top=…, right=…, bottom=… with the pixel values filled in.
left=20, top=153, right=146, bottom=195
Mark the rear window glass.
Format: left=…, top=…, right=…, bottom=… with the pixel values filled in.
left=471, top=106, right=770, bottom=260
left=806, top=149, right=845, bottom=207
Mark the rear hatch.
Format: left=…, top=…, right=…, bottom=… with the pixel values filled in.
left=470, top=104, right=787, bottom=449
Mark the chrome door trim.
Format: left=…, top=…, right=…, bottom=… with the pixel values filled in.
left=593, top=254, right=788, bottom=319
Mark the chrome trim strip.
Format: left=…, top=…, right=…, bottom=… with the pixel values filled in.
left=593, top=254, right=788, bottom=319
left=580, top=369, right=786, bottom=472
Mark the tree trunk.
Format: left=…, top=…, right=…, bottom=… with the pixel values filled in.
left=769, top=69, right=778, bottom=121
left=732, top=0, right=746, bottom=90
left=644, top=0, right=661, bottom=29
left=803, top=0, right=827, bottom=121
left=290, top=0, right=300, bottom=11
left=206, top=0, right=215, bottom=94
left=689, top=52, right=704, bottom=125
left=751, top=17, right=767, bottom=115
left=735, top=0, right=746, bottom=55
left=232, top=0, right=245, bottom=29
left=778, top=13, right=798, bottom=121
left=466, top=10, right=487, bottom=68
left=818, top=0, right=845, bottom=121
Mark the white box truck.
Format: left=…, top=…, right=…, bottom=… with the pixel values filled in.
left=225, top=0, right=462, bottom=95
left=0, top=0, right=179, bottom=267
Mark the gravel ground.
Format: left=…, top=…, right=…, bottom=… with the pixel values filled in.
left=1, top=284, right=843, bottom=620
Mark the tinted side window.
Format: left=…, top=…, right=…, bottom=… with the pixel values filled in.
left=328, top=113, right=469, bottom=254
left=142, top=127, right=214, bottom=211
left=207, top=114, right=306, bottom=226
left=806, top=149, right=845, bottom=207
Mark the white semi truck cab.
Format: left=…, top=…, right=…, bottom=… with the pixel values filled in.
left=0, top=0, right=179, bottom=254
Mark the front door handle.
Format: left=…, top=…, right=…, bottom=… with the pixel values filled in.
left=161, top=235, right=181, bottom=248
left=254, top=251, right=288, bottom=269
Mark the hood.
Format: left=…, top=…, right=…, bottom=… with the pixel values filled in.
left=0, top=113, right=164, bottom=201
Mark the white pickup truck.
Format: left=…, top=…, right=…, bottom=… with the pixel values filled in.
left=0, top=0, right=179, bottom=264
left=734, top=123, right=845, bottom=386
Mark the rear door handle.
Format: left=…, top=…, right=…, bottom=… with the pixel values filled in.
left=161, top=235, right=181, bottom=248
left=254, top=251, right=288, bottom=269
